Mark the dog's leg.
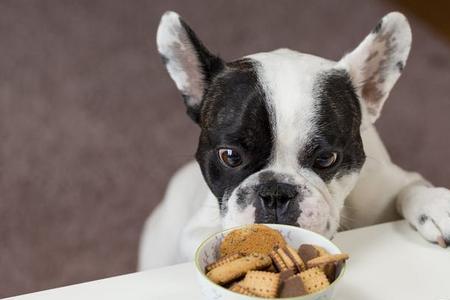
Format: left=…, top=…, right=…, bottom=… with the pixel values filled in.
left=177, top=193, right=222, bottom=261
left=397, top=183, right=450, bottom=247
left=348, top=125, right=450, bottom=247
left=138, top=161, right=210, bottom=270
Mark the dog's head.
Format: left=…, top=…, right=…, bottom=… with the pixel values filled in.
left=156, top=11, right=411, bottom=237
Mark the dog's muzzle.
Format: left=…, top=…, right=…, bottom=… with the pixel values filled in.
left=254, top=181, right=301, bottom=225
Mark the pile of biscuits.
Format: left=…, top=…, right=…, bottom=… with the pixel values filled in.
left=205, top=224, right=348, bottom=298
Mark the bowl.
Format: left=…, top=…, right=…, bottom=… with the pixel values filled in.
left=194, top=224, right=345, bottom=300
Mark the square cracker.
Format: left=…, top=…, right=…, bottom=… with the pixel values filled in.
left=241, top=270, right=280, bottom=298
left=299, top=267, right=330, bottom=294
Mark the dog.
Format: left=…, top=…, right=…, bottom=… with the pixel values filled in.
left=138, top=11, right=450, bottom=269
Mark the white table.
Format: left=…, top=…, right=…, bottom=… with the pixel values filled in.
left=6, top=220, right=450, bottom=300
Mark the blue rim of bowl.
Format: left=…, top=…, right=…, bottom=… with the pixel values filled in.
left=194, top=223, right=347, bottom=300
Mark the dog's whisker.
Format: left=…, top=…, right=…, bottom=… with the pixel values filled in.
left=338, top=214, right=356, bottom=231
left=339, top=213, right=356, bottom=222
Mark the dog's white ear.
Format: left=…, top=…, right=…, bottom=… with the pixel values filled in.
left=157, top=11, right=224, bottom=123
left=337, top=12, right=412, bottom=123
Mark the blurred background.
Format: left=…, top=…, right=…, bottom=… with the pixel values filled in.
left=0, top=0, right=449, bottom=297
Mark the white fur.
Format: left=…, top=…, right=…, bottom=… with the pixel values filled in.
left=397, top=186, right=450, bottom=243
left=138, top=12, right=450, bottom=270
left=248, top=49, right=335, bottom=171
left=326, top=173, right=359, bottom=236
left=221, top=172, right=260, bottom=228
left=138, top=162, right=220, bottom=268
left=338, top=12, right=412, bottom=124
left=295, top=186, right=330, bottom=233
left=156, top=12, right=205, bottom=107
left=156, top=12, right=189, bottom=94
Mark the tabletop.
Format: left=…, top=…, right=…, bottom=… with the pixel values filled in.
left=6, top=220, right=450, bottom=300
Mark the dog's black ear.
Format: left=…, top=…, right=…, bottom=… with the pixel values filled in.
left=337, top=12, right=412, bottom=124
left=157, top=11, right=224, bottom=123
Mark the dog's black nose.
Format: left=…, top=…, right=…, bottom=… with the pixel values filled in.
left=257, top=182, right=298, bottom=211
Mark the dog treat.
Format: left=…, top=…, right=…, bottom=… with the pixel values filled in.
left=306, top=253, right=349, bottom=268
left=279, top=274, right=307, bottom=298
left=241, top=271, right=280, bottom=298
left=270, top=245, right=305, bottom=273
left=323, top=262, right=337, bottom=282
left=333, top=261, right=344, bottom=281
left=228, top=279, right=243, bottom=289
left=285, top=245, right=305, bottom=271
left=206, top=253, right=272, bottom=285
left=307, top=253, right=349, bottom=281
left=205, top=253, right=243, bottom=272
left=314, top=245, right=330, bottom=257
left=266, top=263, right=278, bottom=273
left=278, top=269, right=295, bottom=283
left=269, top=250, right=289, bottom=272
left=206, top=253, right=272, bottom=284
left=205, top=224, right=348, bottom=298
left=275, top=247, right=296, bottom=270
left=298, top=244, right=319, bottom=263
left=220, top=224, right=286, bottom=257
left=229, top=284, right=259, bottom=296
left=299, top=267, right=330, bottom=294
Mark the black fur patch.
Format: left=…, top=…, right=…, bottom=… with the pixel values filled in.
left=258, top=170, right=276, bottom=183
left=181, top=94, right=201, bottom=123
left=396, top=61, right=404, bottom=72
left=179, top=19, right=224, bottom=84
left=195, top=59, right=273, bottom=207
left=178, top=19, right=224, bottom=123
left=301, top=69, right=366, bottom=182
left=418, top=214, right=428, bottom=225
left=160, top=54, right=169, bottom=65
left=443, top=235, right=450, bottom=246
left=257, top=170, right=295, bottom=185
left=373, top=19, right=383, bottom=33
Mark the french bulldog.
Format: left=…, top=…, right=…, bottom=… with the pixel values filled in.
left=138, top=11, right=450, bottom=269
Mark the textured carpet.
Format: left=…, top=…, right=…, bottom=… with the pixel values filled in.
left=0, top=0, right=449, bottom=297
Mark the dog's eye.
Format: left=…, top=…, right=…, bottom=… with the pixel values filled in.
left=313, top=151, right=338, bottom=169
left=218, top=148, right=242, bottom=168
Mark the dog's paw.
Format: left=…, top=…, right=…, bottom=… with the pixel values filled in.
left=400, top=186, right=450, bottom=248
